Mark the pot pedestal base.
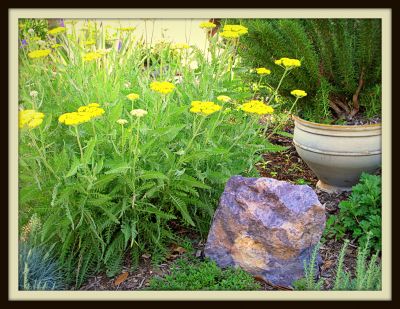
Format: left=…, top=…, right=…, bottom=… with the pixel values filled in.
left=316, top=180, right=353, bottom=194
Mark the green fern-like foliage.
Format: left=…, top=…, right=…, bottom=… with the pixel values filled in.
left=232, top=18, right=382, bottom=121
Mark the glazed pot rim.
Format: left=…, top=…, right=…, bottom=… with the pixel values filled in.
left=292, top=115, right=381, bottom=129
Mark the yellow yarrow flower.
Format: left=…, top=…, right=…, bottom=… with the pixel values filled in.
left=127, top=93, right=140, bottom=101
left=171, top=43, right=190, bottom=50
left=189, top=101, right=222, bottom=116
left=28, top=49, right=51, bottom=59
left=77, top=103, right=105, bottom=118
left=117, top=119, right=128, bottom=125
left=199, top=21, right=216, bottom=29
left=58, top=112, right=92, bottom=126
left=256, top=67, right=271, bottom=75
left=130, top=109, right=148, bottom=117
left=239, top=100, right=274, bottom=115
left=274, top=57, right=301, bottom=68
left=290, top=89, right=307, bottom=98
left=219, top=31, right=240, bottom=39
left=48, top=27, right=66, bottom=36
left=83, top=39, right=96, bottom=46
left=220, top=24, right=248, bottom=39
left=150, top=81, right=175, bottom=95
left=82, top=52, right=103, bottom=62
left=217, top=95, right=232, bottom=103
left=19, top=109, right=45, bottom=129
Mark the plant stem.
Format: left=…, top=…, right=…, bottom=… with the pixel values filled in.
left=266, top=97, right=299, bottom=138
left=74, top=125, right=84, bottom=160
left=27, top=130, right=59, bottom=180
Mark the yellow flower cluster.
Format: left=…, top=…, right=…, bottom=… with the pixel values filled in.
left=51, top=44, right=62, bottom=49
left=189, top=101, right=222, bottom=116
left=127, top=93, right=140, bottom=101
left=256, top=67, right=271, bottom=75
left=59, top=103, right=105, bottom=126
left=82, top=52, right=103, bottom=62
left=219, top=24, right=248, bottom=39
left=28, top=49, right=51, bottom=59
left=83, top=40, right=96, bottom=46
left=171, top=43, right=190, bottom=50
left=290, top=89, right=307, bottom=98
left=48, top=27, right=66, bottom=36
left=274, top=57, right=301, bottom=68
left=19, top=109, right=45, bottom=129
left=199, top=21, right=217, bottom=29
left=130, top=109, right=148, bottom=118
left=217, top=95, right=232, bottom=103
left=239, top=100, right=274, bottom=115
left=150, top=81, right=175, bottom=95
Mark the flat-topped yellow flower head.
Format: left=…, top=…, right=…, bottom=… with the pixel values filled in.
left=199, top=21, right=217, bottom=29
left=219, top=24, right=248, bottom=39
left=28, top=49, right=51, bottom=59
left=217, top=95, right=232, bottom=103
left=82, top=52, right=103, bottom=62
left=150, top=81, right=175, bottom=95
left=19, top=109, right=45, bottom=129
left=239, top=100, right=274, bottom=115
left=290, top=89, right=307, bottom=98
left=127, top=93, right=140, bottom=101
left=256, top=67, right=271, bottom=75
left=48, top=27, right=66, bottom=36
left=190, top=101, right=222, bottom=116
left=274, top=57, right=301, bottom=68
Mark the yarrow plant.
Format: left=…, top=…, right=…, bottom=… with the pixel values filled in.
left=18, top=18, right=305, bottom=289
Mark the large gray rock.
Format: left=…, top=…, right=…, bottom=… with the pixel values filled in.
left=204, top=176, right=325, bottom=287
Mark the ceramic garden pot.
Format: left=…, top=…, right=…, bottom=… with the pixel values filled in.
left=292, top=115, right=381, bottom=193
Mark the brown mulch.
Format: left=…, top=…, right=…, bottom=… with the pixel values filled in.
left=79, top=120, right=361, bottom=292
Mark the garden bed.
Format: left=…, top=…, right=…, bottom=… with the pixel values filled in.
left=79, top=121, right=357, bottom=291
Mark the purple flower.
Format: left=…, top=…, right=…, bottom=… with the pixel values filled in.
left=59, top=19, right=65, bottom=27
left=20, top=39, right=28, bottom=48
left=117, top=40, right=122, bottom=51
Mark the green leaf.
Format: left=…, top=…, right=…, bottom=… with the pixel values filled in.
left=83, top=138, right=96, bottom=164
left=105, top=162, right=131, bottom=174
left=109, top=101, right=123, bottom=123
left=177, top=174, right=211, bottom=190
left=65, top=156, right=81, bottom=178
left=138, top=203, right=177, bottom=220
left=169, top=194, right=195, bottom=226
left=276, top=130, right=294, bottom=138
left=138, top=171, right=169, bottom=181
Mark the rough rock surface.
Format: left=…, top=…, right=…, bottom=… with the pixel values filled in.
left=204, top=176, right=326, bottom=287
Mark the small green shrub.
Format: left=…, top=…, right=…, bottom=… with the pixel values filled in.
left=148, top=257, right=261, bottom=290
left=19, top=242, right=65, bottom=290
left=323, top=173, right=381, bottom=251
left=293, top=237, right=381, bottom=291
left=292, top=243, right=323, bottom=290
